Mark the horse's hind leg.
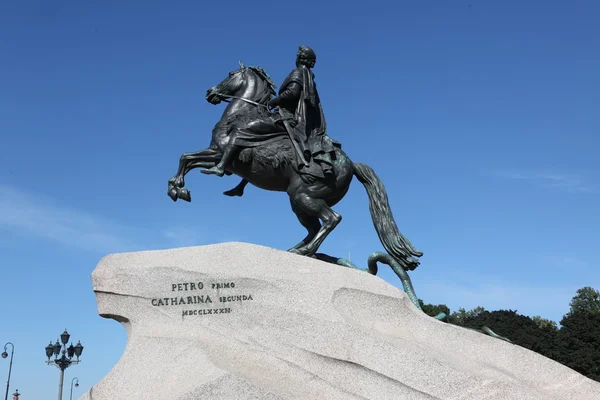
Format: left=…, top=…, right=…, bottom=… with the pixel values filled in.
left=288, top=194, right=342, bottom=256
left=288, top=199, right=321, bottom=251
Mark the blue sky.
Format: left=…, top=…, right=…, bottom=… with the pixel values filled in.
left=1, top=0, right=599, bottom=398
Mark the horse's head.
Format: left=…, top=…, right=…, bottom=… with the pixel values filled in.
left=206, top=62, right=276, bottom=106
left=205, top=65, right=246, bottom=105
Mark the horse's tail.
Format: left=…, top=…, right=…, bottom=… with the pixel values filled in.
left=353, top=163, right=423, bottom=271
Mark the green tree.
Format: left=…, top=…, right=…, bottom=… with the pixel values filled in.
left=567, top=287, right=600, bottom=316
left=551, top=287, right=600, bottom=382
left=418, top=287, right=600, bottom=382
left=418, top=299, right=450, bottom=318
left=455, top=309, right=560, bottom=359
left=448, top=306, right=486, bottom=326
left=532, top=315, right=558, bottom=331
left=556, top=311, right=600, bottom=381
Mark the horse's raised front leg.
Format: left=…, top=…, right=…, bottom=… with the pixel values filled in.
left=168, top=148, right=220, bottom=202
left=287, top=193, right=341, bottom=256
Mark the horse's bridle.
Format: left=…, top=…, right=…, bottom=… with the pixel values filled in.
left=212, top=91, right=271, bottom=110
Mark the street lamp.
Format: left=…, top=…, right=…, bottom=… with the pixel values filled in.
left=70, top=377, right=79, bottom=400
left=45, top=329, right=84, bottom=400
left=2, top=342, right=14, bottom=400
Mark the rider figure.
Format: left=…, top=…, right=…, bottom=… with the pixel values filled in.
left=202, top=45, right=337, bottom=179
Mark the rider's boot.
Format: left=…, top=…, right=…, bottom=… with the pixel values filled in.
left=223, top=179, right=248, bottom=197
left=202, top=145, right=236, bottom=177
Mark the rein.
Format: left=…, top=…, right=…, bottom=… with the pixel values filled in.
left=213, top=92, right=270, bottom=109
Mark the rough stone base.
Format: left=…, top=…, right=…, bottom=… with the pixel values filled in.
left=81, top=242, right=600, bottom=400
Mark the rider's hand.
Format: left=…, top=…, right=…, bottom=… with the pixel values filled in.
left=267, top=98, right=279, bottom=111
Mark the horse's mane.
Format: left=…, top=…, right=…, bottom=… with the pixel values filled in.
left=246, top=65, right=277, bottom=96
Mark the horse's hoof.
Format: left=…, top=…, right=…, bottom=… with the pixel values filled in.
left=288, top=248, right=311, bottom=256
left=178, top=188, right=191, bottom=202
left=168, top=188, right=178, bottom=202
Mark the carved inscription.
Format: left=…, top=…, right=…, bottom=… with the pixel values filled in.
left=150, top=280, right=254, bottom=319
left=182, top=308, right=231, bottom=316
left=220, top=294, right=253, bottom=303
left=172, top=282, right=204, bottom=291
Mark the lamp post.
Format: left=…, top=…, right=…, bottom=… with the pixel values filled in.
left=45, top=329, right=84, bottom=400
left=69, top=377, right=79, bottom=400
left=2, top=342, right=14, bottom=400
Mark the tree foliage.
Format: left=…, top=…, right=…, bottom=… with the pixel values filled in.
left=418, top=299, right=450, bottom=318
left=532, top=315, right=558, bottom=331
left=447, top=306, right=486, bottom=325
left=556, top=311, right=600, bottom=381
left=419, top=286, right=600, bottom=383
left=567, top=286, right=600, bottom=316
left=456, top=309, right=559, bottom=359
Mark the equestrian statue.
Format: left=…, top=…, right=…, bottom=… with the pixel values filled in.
left=167, top=45, right=422, bottom=271
left=166, top=45, right=513, bottom=340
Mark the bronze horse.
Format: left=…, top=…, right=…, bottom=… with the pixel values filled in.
left=167, top=64, right=422, bottom=271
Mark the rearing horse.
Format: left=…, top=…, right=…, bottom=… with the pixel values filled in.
left=167, top=64, right=423, bottom=271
